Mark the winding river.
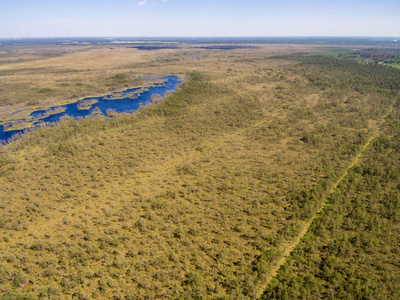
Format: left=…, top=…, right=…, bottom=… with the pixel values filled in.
left=0, top=76, right=181, bottom=145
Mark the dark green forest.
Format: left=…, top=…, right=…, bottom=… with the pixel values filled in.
left=262, top=54, right=400, bottom=300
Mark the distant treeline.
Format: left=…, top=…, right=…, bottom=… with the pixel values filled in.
left=291, top=54, right=400, bottom=95
left=1, top=37, right=400, bottom=46
left=347, top=48, right=400, bottom=65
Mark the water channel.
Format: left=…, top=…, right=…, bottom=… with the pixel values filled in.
left=0, top=76, right=181, bottom=144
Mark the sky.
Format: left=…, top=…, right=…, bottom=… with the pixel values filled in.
left=0, top=0, right=399, bottom=38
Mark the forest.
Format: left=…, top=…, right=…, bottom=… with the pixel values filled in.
left=341, top=48, right=400, bottom=67
left=262, top=54, right=400, bottom=300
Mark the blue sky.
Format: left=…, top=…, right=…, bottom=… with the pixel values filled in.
left=0, top=0, right=399, bottom=38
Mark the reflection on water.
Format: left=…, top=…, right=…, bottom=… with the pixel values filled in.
left=0, top=76, right=181, bottom=145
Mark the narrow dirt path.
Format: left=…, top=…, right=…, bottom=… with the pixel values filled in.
left=255, top=108, right=394, bottom=299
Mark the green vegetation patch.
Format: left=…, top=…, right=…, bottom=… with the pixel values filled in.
left=262, top=111, right=400, bottom=299
left=306, top=48, right=400, bottom=69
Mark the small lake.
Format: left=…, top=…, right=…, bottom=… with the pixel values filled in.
left=0, top=76, right=181, bottom=145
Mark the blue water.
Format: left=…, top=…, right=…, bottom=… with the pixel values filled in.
left=0, top=76, right=181, bottom=145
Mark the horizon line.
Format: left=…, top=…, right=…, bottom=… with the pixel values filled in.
left=1, top=36, right=399, bottom=40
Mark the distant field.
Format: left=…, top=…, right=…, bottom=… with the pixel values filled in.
left=0, top=43, right=316, bottom=122
left=0, top=41, right=399, bottom=299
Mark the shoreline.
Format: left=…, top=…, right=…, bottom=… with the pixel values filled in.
left=0, top=74, right=185, bottom=124
left=0, top=75, right=184, bottom=145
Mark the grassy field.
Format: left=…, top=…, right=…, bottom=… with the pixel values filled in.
left=0, top=44, right=322, bottom=121
left=0, top=43, right=399, bottom=299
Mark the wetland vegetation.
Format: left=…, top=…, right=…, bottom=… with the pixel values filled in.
left=0, top=76, right=181, bottom=144
left=0, top=39, right=399, bottom=299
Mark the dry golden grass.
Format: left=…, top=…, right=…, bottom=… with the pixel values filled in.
left=0, top=44, right=319, bottom=121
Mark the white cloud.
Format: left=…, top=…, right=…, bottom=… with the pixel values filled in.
left=163, top=0, right=168, bottom=2
left=138, top=0, right=147, bottom=6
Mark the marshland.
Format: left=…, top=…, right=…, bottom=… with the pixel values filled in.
left=0, top=38, right=399, bottom=299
